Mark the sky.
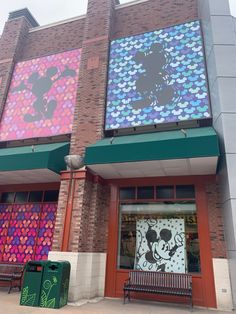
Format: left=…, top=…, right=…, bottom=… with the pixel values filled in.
left=0, top=0, right=236, bottom=34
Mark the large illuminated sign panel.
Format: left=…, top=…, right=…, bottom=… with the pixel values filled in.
left=105, top=20, right=210, bottom=130
left=0, top=49, right=81, bottom=141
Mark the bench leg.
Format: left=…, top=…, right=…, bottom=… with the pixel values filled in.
left=190, top=295, right=193, bottom=312
left=123, top=290, right=131, bottom=304
left=8, top=283, right=12, bottom=294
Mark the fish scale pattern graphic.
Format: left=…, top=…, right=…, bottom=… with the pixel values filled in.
left=105, top=20, right=211, bottom=130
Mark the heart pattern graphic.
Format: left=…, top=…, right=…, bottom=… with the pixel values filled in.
left=0, top=203, right=57, bottom=263
left=0, top=49, right=81, bottom=141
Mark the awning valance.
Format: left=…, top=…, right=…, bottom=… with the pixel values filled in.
left=84, top=127, right=219, bottom=179
left=0, top=142, right=69, bottom=173
left=85, top=127, right=219, bottom=165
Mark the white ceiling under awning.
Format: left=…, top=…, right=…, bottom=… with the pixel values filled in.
left=87, top=156, right=218, bottom=179
left=0, top=169, right=60, bottom=185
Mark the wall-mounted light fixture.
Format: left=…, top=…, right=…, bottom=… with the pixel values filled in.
left=64, top=154, right=84, bottom=170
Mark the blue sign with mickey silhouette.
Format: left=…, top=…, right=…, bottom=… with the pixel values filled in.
left=105, top=20, right=211, bottom=130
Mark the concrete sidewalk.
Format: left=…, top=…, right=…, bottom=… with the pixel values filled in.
left=0, top=288, right=231, bottom=314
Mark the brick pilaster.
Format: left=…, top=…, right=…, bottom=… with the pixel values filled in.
left=0, top=18, right=30, bottom=119
left=76, top=177, right=110, bottom=252
left=206, top=182, right=227, bottom=259
left=56, top=0, right=116, bottom=253
left=70, top=0, right=116, bottom=156
left=52, top=170, right=110, bottom=253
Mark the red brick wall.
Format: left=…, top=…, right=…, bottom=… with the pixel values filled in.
left=0, top=18, right=30, bottom=118
left=206, top=182, right=227, bottom=259
left=113, top=0, right=198, bottom=39
left=65, top=0, right=116, bottom=252
left=52, top=172, right=110, bottom=253
left=20, top=18, right=85, bottom=60
left=69, top=178, right=89, bottom=251
left=0, top=61, right=14, bottom=118
left=75, top=178, right=110, bottom=253
left=0, top=18, right=30, bottom=60
left=70, top=0, right=116, bottom=156
left=92, top=182, right=110, bottom=252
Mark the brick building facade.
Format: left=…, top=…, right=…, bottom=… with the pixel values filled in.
left=0, top=0, right=235, bottom=310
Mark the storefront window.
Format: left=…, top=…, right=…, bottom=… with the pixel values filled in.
left=137, top=186, right=154, bottom=199
left=0, top=192, right=15, bottom=203
left=118, top=202, right=200, bottom=273
left=29, top=191, right=43, bottom=202
left=120, top=187, right=136, bottom=200
left=0, top=190, right=59, bottom=203
left=176, top=185, right=195, bottom=199
left=15, top=192, right=28, bottom=203
left=156, top=186, right=174, bottom=199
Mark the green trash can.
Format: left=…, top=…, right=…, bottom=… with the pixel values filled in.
left=39, top=261, right=71, bottom=309
left=20, top=261, right=48, bottom=307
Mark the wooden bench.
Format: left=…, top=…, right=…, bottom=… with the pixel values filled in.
left=123, top=271, right=192, bottom=309
left=0, top=262, right=25, bottom=294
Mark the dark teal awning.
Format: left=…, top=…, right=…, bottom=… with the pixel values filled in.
left=85, top=127, right=219, bottom=165
left=0, top=142, right=69, bottom=173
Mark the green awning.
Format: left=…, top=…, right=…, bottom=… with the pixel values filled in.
left=85, top=127, right=219, bottom=165
left=0, top=142, right=70, bottom=173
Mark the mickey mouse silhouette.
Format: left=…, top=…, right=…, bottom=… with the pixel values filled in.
left=12, top=65, right=76, bottom=122
left=132, top=43, right=177, bottom=109
left=136, top=225, right=184, bottom=272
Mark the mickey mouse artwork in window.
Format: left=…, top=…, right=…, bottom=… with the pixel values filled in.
left=135, top=219, right=186, bottom=273
left=118, top=201, right=200, bottom=273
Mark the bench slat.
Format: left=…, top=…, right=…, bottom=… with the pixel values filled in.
left=0, top=262, right=25, bottom=294
left=124, top=270, right=192, bottom=308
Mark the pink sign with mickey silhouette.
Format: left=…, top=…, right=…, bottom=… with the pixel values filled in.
left=0, top=49, right=81, bottom=141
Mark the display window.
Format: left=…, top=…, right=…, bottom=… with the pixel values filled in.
left=118, top=185, right=199, bottom=274
left=118, top=202, right=200, bottom=274
left=0, top=189, right=59, bottom=262
left=105, top=180, right=217, bottom=308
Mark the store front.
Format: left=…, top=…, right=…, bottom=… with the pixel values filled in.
left=85, top=127, right=220, bottom=307
left=104, top=178, right=217, bottom=307
left=0, top=142, right=69, bottom=263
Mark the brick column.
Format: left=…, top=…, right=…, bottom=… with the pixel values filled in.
left=70, top=0, right=116, bottom=155
left=53, top=169, right=110, bottom=253
left=0, top=17, right=31, bottom=118
left=76, top=176, right=110, bottom=252
left=53, top=0, right=116, bottom=253
left=69, top=0, right=116, bottom=252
